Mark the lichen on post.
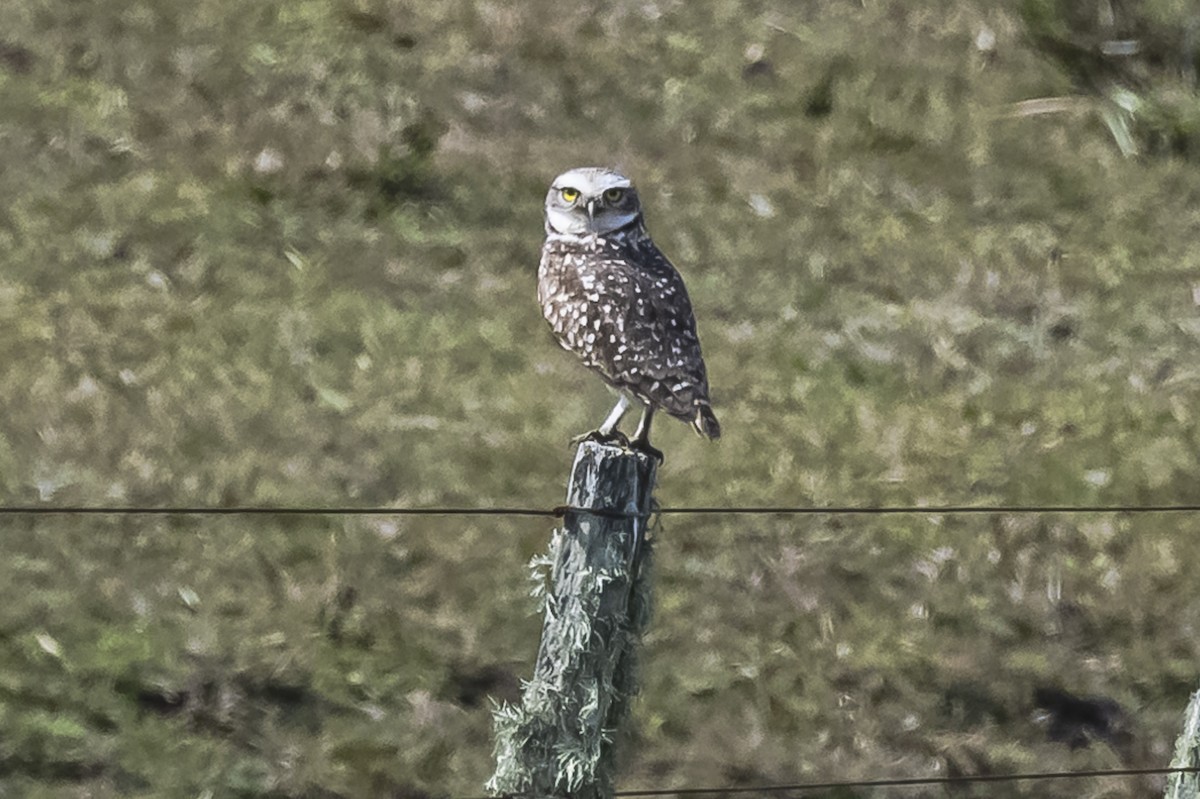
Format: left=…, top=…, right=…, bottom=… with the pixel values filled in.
left=1166, top=690, right=1200, bottom=799
left=488, top=441, right=658, bottom=799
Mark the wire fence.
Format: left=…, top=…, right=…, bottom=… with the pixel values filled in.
left=9, top=500, right=1200, bottom=798
left=3, top=502, right=1200, bottom=517
left=467, top=765, right=1200, bottom=798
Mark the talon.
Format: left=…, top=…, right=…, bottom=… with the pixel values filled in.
left=629, top=436, right=664, bottom=463
left=570, top=429, right=630, bottom=448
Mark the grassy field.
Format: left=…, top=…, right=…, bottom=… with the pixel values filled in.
left=2, top=0, right=1200, bottom=796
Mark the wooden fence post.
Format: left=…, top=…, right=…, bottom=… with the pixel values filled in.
left=1166, top=690, right=1200, bottom=798
left=488, top=441, right=658, bottom=799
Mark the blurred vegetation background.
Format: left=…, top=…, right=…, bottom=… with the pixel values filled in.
left=1, top=0, right=1200, bottom=796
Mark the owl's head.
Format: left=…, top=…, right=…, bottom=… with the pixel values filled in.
left=544, top=167, right=642, bottom=236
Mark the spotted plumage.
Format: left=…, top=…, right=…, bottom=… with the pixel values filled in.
left=538, top=167, right=719, bottom=459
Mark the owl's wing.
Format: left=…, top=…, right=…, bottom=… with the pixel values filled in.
left=609, top=242, right=714, bottom=422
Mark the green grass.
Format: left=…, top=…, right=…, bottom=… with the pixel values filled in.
left=1, top=0, right=1200, bottom=796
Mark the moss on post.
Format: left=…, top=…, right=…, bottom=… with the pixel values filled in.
left=488, top=441, right=657, bottom=799
left=1166, top=690, right=1200, bottom=799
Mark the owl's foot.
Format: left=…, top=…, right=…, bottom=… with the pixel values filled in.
left=629, top=405, right=664, bottom=463
left=570, top=429, right=630, bottom=448
left=629, top=435, right=664, bottom=464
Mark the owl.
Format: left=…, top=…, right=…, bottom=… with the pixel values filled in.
left=538, top=167, right=720, bottom=461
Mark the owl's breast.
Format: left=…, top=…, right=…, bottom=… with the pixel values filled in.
left=537, top=241, right=637, bottom=371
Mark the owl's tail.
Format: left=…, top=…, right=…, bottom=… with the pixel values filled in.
left=692, top=401, right=721, bottom=440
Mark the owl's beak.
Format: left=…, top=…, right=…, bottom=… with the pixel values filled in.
left=585, top=198, right=597, bottom=227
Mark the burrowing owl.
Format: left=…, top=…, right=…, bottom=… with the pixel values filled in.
left=538, top=167, right=720, bottom=460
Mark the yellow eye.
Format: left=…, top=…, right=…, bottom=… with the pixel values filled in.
left=603, top=188, right=624, bottom=203
left=560, top=187, right=579, bottom=203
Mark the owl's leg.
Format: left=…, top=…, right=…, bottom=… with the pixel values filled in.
left=571, top=395, right=631, bottom=447
left=630, top=405, right=664, bottom=463
left=598, top=395, right=631, bottom=438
